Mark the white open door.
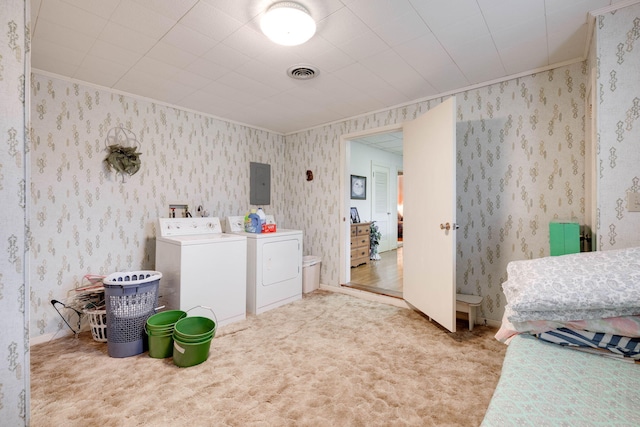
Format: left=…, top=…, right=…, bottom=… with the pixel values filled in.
left=372, top=163, right=392, bottom=253
left=403, top=97, right=457, bottom=332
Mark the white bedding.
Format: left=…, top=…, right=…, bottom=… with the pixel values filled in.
left=503, top=246, right=640, bottom=323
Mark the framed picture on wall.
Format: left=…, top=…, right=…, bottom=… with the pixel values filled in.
left=350, top=175, right=366, bottom=200
left=350, top=207, right=361, bottom=224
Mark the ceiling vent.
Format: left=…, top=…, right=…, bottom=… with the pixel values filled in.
left=287, top=64, right=319, bottom=80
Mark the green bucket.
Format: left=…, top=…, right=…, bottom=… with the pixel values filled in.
left=173, top=336, right=213, bottom=367
left=148, top=333, right=174, bottom=359
left=147, top=310, right=186, bottom=332
left=174, top=316, right=216, bottom=340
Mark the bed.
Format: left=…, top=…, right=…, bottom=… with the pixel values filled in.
left=482, top=247, right=640, bottom=426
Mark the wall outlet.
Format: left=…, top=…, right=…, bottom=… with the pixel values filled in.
left=628, top=192, right=640, bottom=212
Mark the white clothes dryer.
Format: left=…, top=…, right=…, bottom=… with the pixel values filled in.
left=226, top=216, right=302, bottom=315
left=155, top=217, right=247, bottom=326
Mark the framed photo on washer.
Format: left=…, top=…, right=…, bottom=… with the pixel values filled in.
left=350, top=175, right=366, bottom=200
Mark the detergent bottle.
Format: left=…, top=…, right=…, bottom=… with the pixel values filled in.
left=245, top=209, right=261, bottom=233
left=256, top=208, right=266, bottom=231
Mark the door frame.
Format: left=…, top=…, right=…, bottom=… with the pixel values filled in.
left=339, top=124, right=402, bottom=286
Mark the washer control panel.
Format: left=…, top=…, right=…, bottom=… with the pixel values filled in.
left=158, top=217, right=222, bottom=237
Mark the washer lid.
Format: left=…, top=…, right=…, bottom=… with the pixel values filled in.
left=158, top=217, right=223, bottom=237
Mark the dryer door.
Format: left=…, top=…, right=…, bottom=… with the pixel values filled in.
left=262, top=238, right=300, bottom=286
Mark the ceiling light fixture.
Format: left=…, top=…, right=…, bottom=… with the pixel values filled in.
left=260, top=2, right=316, bottom=46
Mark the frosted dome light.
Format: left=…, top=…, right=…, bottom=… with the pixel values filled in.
left=260, top=2, right=316, bottom=46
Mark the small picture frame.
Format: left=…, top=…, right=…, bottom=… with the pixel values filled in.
left=351, top=175, right=366, bottom=200
left=350, top=207, right=360, bottom=224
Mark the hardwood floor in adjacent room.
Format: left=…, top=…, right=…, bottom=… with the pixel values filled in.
left=345, top=246, right=403, bottom=298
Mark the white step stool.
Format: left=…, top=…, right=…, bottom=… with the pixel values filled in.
left=456, top=294, right=483, bottom=331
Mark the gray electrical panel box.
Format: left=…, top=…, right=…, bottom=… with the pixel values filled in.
left=250, top=162, right=271, bottom=205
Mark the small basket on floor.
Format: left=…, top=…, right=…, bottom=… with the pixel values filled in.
left=84, top=308, right=107, bottom=342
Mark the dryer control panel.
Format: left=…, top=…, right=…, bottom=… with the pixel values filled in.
left=158, top=217, right=222, bottom=237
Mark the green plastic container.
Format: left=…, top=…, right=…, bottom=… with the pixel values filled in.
left=148, top=332, right=174, bottom=359
left=173, top=336, right=213, bottom=367
left=146, top=310, right=186, bottom=331
left=174, top=316, right=216, bottom=340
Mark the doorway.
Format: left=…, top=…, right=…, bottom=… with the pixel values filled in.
left=341, top=128, right=404, bottom=298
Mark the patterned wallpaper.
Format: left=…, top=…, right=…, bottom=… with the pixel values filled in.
left=30, top=75, right=286, bottom=341
left=595, top=4, right=640, bottom=250
left=24, top=2, right=640, bottom=346
left=285, top=62, right=587, bottom=322
left=0, top=0, right=30, bottom=424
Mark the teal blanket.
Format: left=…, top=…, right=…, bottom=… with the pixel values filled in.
left=481, top=335, right=640, bottom=426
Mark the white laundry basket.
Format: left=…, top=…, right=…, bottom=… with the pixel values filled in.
left=302, top=256, right=321, bottom=293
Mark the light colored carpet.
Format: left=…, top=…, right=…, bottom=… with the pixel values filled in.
left=31, top=291, right=506, bottom=426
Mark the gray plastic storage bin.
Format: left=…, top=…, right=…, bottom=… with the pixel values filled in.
left=302, top=256, right=321, bottom=294
left=103, top=271, right=162, bottom=358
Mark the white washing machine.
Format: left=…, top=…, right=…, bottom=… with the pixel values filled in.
left=155, top=217, right=247, bottom=327
left=225, top=216, right=303, bottom=315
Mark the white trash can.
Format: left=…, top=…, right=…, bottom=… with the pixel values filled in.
left=302, top=256, right=321, bottom=294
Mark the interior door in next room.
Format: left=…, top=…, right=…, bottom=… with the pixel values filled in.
left=372, top=162, right=393, bottom=253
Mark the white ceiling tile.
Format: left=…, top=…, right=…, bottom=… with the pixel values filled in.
left=411, top=0, right=482, bottom=30
left=319, top=7, right=371, bottom=45
left=430, top=13, right=490, bottom=47
left=548, top=23, right=588, bottom=63
left=32, top=39, right=83, bottom=74
left=222, top=26, right=274, bottom=60
left=87, top=40, right=142, bottom=69
left=253, top=46, right=305, bottom=72
left=372, top=9, right=431, bottom=47
left=424, top=63, right=470, bottom=93
left=185, top=57, right=230, bottom=80
left=98, top=21, right=158, bottom=55
left=147, top=41, right=198, bottom=69
left=201, top=0, right=263, bottom=23
left=32, top=0, right=613, bottom=133
left=303, top=43, right=355, bottom=73
left=110, top=1, right=176, bottom=40
left=198, top=81, right=259, bottom=105
left=201, top=42, right=251, bottom=69
left=74, top=55, right=129, bottom=87
left=172, top=69, right=214, bottom=91
left=179, top=1, right=244, bottom=41
left=30, top=0, right=43, bottom=32
left=35, top=18, right=95, bottom=54
left=234, top=60, right=297, bottom=92
left=479, top=0, right=545, bottom=32
left=346, top=0, right=416, bottom=28
left=394, top=33, right=454, bottom=77
left=131, top=0, right=199, bottom=21
left=490, top=16, right=547, bottom=51
left=216, top=72, right=281, bottom=99
left=161, top=24, right=219, bottom=57
left=365, top=57, right=435, bottom=99
left=40, top=0, right=108, bottom=38
left=60, top=0, right=121, bottom=19
left=31, top=39, right=85, bottom=68
left=338, top=31, right=389, bottom=62
left=499, top=36, right=550, bottom=74
left=546, top=5, right=590, bottom=35
left=128, top=56, right=181, bottom=80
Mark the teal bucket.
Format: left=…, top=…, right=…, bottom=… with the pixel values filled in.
left=173, top=335, right=213, bottom=368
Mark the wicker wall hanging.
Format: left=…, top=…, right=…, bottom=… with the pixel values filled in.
left=104, top=126, right=142, bottom=182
